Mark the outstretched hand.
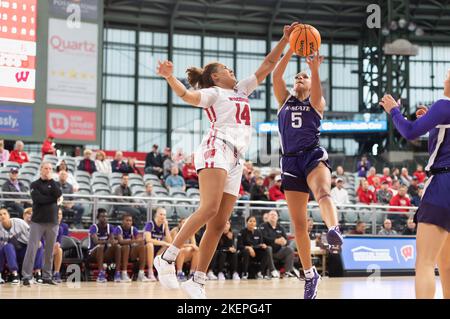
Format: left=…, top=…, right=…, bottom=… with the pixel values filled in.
left=305, top=51, right=324, bottom=71
left=379, top=94, right=400, bottom=114
left=156, top=60, right=174, bottom=79
left=282, top=22, right=300, bottom=41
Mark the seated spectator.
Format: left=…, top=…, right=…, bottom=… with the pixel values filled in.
left=144, top=144, right=164, bottom=177
left=389, top=179, right=400, bottom=196
left=173, top=148, right=185, bottom=167
left=170, top=218, right=199, bottom=282
left=376, top=180, right=393, bottom=205
left=250, top=176, right=269, bottom=201
left=366, top=167, right=377, bottom=186
left=400, top=167, right=412, bottom=187
left=77, top=149, right=97, bottom=175
left=259, top=212, right=270, bottom=226
left=114, top=214, right=149, bottom=282
left=8, top=140, right=29, bottom=165
left=182, top=155, right=199, bottom=189
left=357, top=180, right=376, bottom=205
left=0, top=139, right=10, bottom=165
left=331, top=174, right=337, bottom=189
left=126, top=157, right=141, bottom=175
left=163, top=149, right=177, bottom=178
left=268, top=175, right=285, bottom=201
left=357, top=155, right=371, bottom=177
left=54, top=160, right=79, bottom=191
left=237, top=216, right=271, bottom=280
left=371, top=176, right=381, bottom=192
left=378, top=219, right=397, bottom=236
left=413, top=164, right=426, bottom=184
left=260, top=210, right=296, bottom=278
left=411, top=184, right=424, bottom=207
left=113, top=174, right=147, bottom=227
left=263, top=169, right=279, bottom=188
left=388, top=185, right=412, bottom=229
left=1, top=167, right=31, bottom=216
left=349, top=221, right=366, bottom=235
left=111, top=151, right=130, bottom=174
left=392, top=167, right=400, bottom=181
left=330, top=178, right=350, bottom=205
left=408, top=176, right=420, bottom=204
left=57, top=170, right=85, bottom=228
left=87, top=208, right=121, bottom=283
left=165, top=165, right=186, bottom=192
left=95, top=151, right=112, bottom=174
left=380, top=167, right=393, bottom=186
left=143, top=207, right=171, bottom=282
left=402, top=218, right=417, bottom=235
left=41, top=135, right=56, bottom=158
left=213, top=220, right=240, bottom=281
left=241, top=165, right=255, bottom=195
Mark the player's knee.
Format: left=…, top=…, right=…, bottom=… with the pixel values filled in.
left=316, top=188, right=331, bottom=203
left=199, top=203, right=220, bottom=219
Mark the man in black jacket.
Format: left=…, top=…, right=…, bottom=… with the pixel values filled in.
left=1, top=167, right=31, bottom=216
left=21, top=162, right=62, bottom=286
left=144, top=144, right=164, bottom=177
left=260, top=210, right=296, bottom=278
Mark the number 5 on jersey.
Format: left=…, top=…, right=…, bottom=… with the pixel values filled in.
left=291, top=112, right=302, bottom=128
left=235, top=103, right=251, bottom=126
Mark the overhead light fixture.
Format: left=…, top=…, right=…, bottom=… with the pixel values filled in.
left=415, top=27, right=424, bottom=36
left=382, top=27, right=390, bottom=36
left=398, top=18, right=407, bottom=29
left=407, top=21, right=416, bottom=32
left=389, top=20, right=398, bottom=31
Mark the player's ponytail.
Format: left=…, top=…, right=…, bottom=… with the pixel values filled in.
left=186, top=62, right=220, bottom=89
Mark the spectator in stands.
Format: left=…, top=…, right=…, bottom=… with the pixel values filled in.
left=390, top=179, right=400, bottom=196
left=144, top=207, right=171, bottom=282
left=330, top=178, right=350, bottom=205
left=268, top=175, right=285, bottom=201
left=392, top=167, right=400, bottom=181
left=57, top=170, right=85, bottom=228
left=372, top=176, right=381, bottom=192
left=54, top=160, right=78, bottom=192
left=402, top=217, right=417, bottom=235
left=41, top=135, right=56, bottom=158
left=170, top=218, right=200, bottom=281
left=165, top=165, right=186, bottom=192
left=1, top=167, right=31, bottom=216
left=214, top=220, right=240, bottom=281
left=95, top=151, right=112, bottom=174
left=378, top=219, right=397, bottom=236
left=357, top=180, right=376, bottom=205
left=357, top=155, right=371, bottom=177
left=144, top=144, right=164, bottom=177
left=376, top=180, right=393, bottom=205
left=182, top=155, right=199, bottom=189
left=111, top=151, right=130, bottom=174
left=331, top=174, right=337, bottom=189
left=349, top=221, right=366, bottom=235
left=114, top=214, right=149, bottom=282
left=250, top=176, right=269, bottom=201
left=237, top=216, right=271, bottom=280
left=241, top=163, right=255, bottom=194
left=87, top=208, right=121, bottom=283
left=260, top=210, right=296, bottom=278
left=263, top=169, right=279, bottom=188
left=126, top=157, right=140, bottom=175
left=260, top=212, right=270, bottom=225
left=0, top=139, right=10, bottom=165
left=77, top=149, right=97, bottom=175
left=173, top=148, right=185, bottom=167
left=413, top=164, right=426, bottom=184
left=400, top=167, right=412, bottom=187
left=238, top=184, right=250, bottom=201
left=366, top=167, right=377, bottom=186
left=9, top=140, right=29, bottom=165
left=408, top=176, right=420, bottom=203
left=335, top=166, right=347, bottom=182
left=163, top=149, right=179, bottom=178
left=411, top=184, right=424, bottom=207
left=113, top=175, right=146, bottom=227
left=380, top=167, right=393, bottom=186
left=388, top=185, right=412, bottom=230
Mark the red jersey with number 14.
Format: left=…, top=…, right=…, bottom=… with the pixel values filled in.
left=196, top=74, right=258, bottom=155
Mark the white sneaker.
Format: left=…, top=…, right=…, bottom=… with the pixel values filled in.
left=121, top=272, right=132, bottom=283
left=137, top=272, right=150, bottom=282
left=148, top=272, right=157, bottom=282
left=181, top=279, right=206, bottom=299
left=154, top=255, right=179, bottom=289
left=217, top=272, right=226, bottom=281
left=207, top=270, right=218, bottom=280
left=256, top=272, right=264, bottom=280
left=271, top=270, right=280, bottom=279
left=0, top=275, right=5, bottom=284
left=232, top=272, right=240, bottom=281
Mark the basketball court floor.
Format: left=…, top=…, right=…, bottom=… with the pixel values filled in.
left=0, top=276, right=443, bottom=299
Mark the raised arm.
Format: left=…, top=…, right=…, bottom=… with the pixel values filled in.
left=273, top=49, right=294, bottom=107
left=305, top=52, right=326, bottom=114
left=254, top=22, right=299, bottom=84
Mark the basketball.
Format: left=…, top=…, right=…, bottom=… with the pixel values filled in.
left=289, top=24, right=321, bottom=56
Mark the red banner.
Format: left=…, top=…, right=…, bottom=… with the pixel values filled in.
left=47, top=109, right=96, bottom=141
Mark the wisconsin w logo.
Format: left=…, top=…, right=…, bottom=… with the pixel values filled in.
left=15, top=71, right=30, bottom=83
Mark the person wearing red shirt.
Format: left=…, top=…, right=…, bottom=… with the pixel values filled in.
left=413, top=164, right=426, bottom=184
left=182, top=156, right=199, bottom=189
left=357, top=180, right=376, bottom=205
left=366, top=167, right=377, bottom=186
left=388, top=185, right=412, bottom=230
left=268, top=175, right=285, bottom=201
left=9, top=140, right=29, bottom=165
left=379, top=167, right=393, bottom=187
left=41, top=135, right=56, bottom=158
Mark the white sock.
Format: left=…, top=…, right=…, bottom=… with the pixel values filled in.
left=138, top=270, right=144, bottom=275
left=162, top=245, right=180, bottom=263
left=304, top=267, right=317, bottom=279
left=193, top=271, right=207, bottom=285
left=122, top=271, right=128, bottom=276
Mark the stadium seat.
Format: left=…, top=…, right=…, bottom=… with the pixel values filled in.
left=92, top=184, right=111, bottom=193
left=61, top=236, right=84, bottom=274
left=111, top=172, right=123, bottom=179
left=169, top=189, right=187, bottom=197
left=4, top=161, right=20, bottom=169
left=43, top=155, right=59, bottom=165
left=341, top=208, right=358, bottom=224
left=186, top=188, right=200, bottom=197
left=143, top=174, right=160, bottom=183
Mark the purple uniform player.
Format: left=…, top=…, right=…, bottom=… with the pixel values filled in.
left=381, top=73, right=450, bottom=299
left=273, top=49, right=343, bottom=299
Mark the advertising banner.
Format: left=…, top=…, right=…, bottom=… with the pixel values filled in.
left=0, top=105, right=33, bottom=136
left=47, top=108, right=96, bottom=141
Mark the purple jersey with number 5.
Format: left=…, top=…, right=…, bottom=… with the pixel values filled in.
left=277, top=95, right=322, bottom=154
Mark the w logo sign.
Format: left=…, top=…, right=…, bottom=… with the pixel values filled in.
left=15, top=71, right=30, bottom=83
left=401, top=245, right=414, bottom=262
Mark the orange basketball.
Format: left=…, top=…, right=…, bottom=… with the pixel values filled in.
left=289, top=24, right=321, bottom=57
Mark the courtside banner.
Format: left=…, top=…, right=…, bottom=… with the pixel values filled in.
left=0, top=105, right=33, bottom=136
left=47, top=108, right=96, bottom=141
left=341, top=236, right=416, bottom=271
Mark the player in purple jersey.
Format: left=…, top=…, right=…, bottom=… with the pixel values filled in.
left=380, top=69, right=450, bottom=299
left=114, top=213, right=149, bottom=282
left=144, top=207, right=172, bottom=282
left=88, top=208, right=121, bottom=283
left=273, top=49, right=342, bottom=299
